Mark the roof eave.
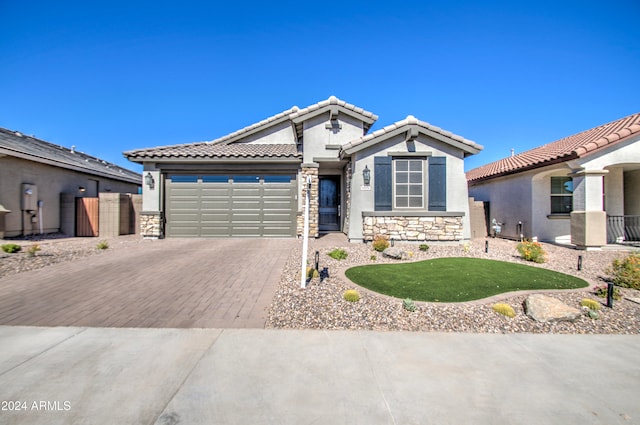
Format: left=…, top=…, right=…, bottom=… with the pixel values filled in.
left=467, top=154, right=577, bottom=185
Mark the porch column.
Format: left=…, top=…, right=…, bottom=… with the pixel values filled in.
left=570, top=169, right=607, bottom=249
left=298, top=164, right=319, bottom=238
left=141, top=168, right=162, bottom=238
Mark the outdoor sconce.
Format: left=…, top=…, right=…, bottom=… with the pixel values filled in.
left=145, top=172, right=155, bottom=190
left=363, top=165, right=371, bottom=186
left=78, top=186, right=86, bottom=192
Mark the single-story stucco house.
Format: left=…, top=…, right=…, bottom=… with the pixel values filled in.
left=0, top=128, right=141, bottom=238
left=467, top=112, right=640, bottom=249
left=124, top=96, right=483, bottom=242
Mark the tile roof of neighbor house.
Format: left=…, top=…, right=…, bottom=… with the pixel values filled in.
left=466, top=112, right=640, bottom=183
left=0, top=128, right=141, bottom=184
left=342, top=115, right=483, bottom=156
left=124, top=96, right=378, bottom=161
left=125, top=143, right=301, bottom=161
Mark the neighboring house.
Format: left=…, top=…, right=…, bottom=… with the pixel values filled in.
left=124, top=96, right=482, bottom=242
left=467, top=113, right=640, bottom=249
left=0, top=128, right=141, bottom=238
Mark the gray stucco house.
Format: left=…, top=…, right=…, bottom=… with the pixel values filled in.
left=0, top=128, right=141, bottom=238
left=125, top=97, right=483, bottom=242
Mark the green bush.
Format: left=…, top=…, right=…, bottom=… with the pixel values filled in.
left=516, top=240, right=546, bottom=263
left=492, top=303, right=516, bottom=318
left=402, top=298, right=416, bottom=312
left=306, top=267, right=319, bottom=279
left=593, top=284, right=621, bottom=300
left=370, top=255, right=377, bottom=261
left=419, top=244, right=429, bottom=252
left=1, top=243, right=21, bottom=253
left=328, top=248, right=348, bottom=260
left=606, top=254, right=640, bottom=290
left=372, top=235, right=390, bottom=252
left=580, top=298, right=601, bottom=311
left=96, top=240, right=109, bottom=250
left=343, top=289, right=360, bottom=302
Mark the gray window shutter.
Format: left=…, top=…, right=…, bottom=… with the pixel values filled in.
left=374, top=156, right=392, bottom=211
left=428, top=157, right=446, bottom=211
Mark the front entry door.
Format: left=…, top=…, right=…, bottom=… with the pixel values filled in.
left=319, top=176, right=340, bottom=231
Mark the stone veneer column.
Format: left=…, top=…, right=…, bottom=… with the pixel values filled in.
left=297, top=165, right=319, bottom=238
left=343, top=161, right=352, bottom=234
left=140, top=212, right=163, bottom=239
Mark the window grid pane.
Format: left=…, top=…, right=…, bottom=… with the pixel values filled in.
left=394, top=159, right=423, bottom=209
left=550, top=177, right=573, bottom=213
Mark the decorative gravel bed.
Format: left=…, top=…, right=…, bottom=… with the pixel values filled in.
left=266, top=238, right=640, bottom=334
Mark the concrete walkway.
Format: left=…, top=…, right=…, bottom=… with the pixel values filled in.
left=0, top=326, right=638, bottom=425
left=0, top=238, right=294, bottom=328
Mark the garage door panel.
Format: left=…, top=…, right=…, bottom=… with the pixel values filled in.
left=167, top=174, right=296, bottom=238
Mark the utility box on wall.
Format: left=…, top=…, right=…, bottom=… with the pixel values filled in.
left=21, top=183, right=38, bottom=211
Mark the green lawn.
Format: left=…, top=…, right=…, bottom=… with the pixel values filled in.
left=344, top=257, right=588, bottom=302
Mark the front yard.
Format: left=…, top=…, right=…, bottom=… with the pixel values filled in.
left=267, top=237, right=640, bottom=333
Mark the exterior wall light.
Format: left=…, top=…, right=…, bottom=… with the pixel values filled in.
left=78, top=186, right=86, bottom=192
left=363, top=165, right=371, bottom=186
left=145, top=172, right=155, bottom=189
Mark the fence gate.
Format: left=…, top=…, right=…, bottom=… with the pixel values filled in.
left=76, top=197, right=99, bottom=237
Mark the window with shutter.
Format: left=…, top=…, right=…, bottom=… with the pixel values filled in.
left=428, top=157, right=446, bottom=211
left=374, top=156, right=392, bottom=211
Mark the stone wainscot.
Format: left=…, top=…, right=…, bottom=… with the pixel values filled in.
left=362, top=212, right=464, bottom=242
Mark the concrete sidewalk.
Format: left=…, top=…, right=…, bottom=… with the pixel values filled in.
left=0, top=326, right=638, bottom=424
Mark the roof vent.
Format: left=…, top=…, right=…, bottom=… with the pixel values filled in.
left=70, top=145, right=76, bottom=153
left=511, top=148, right=515, bottom=157
left=14, top=131, right=23, bottom=137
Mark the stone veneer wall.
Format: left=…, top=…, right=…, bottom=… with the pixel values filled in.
left=140, top=212, right=163, bottom=238
left=296, top=166, right=319, bottom=237
left=363, top=215, right=464, bottom=241
left=343, top=161, right=352, bottom=235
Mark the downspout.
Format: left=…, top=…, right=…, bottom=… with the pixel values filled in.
left=38, top=200, right=44, bottom=234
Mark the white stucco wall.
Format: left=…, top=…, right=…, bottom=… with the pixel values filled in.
left=469, top=171, right=535, bottom=239
left=348, top=133, right=472, bottom=241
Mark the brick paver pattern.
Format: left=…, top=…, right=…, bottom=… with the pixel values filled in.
left=0, top=238, right=295, bottom=328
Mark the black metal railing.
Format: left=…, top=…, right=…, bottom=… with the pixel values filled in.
left=607, top=215, right=640, bottom=243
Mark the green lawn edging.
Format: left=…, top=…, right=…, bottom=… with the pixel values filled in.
left=344, top=257, right=589, bottom=302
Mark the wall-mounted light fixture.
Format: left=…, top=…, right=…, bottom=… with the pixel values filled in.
left=363, top=165, right=371, bottom=186
left=78, top=186, right=86, bottom=192
left=145, top=172, right=155, bottom=190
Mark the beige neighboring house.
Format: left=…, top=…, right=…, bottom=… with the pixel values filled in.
left=467, top=113, right=640, bottom=249
left=125, top=96, right=483, bottom=242
left=0, top=128, right=141, bottom=238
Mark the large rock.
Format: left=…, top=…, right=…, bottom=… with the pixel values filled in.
left=382, top=247, right=407, bottom=260
left=525, top=294, right=581, bottom=323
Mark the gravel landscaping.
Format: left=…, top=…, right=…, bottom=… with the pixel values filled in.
left=266, top=237, right=640, bottom=334
left=2, top=234, right=639, bottom=334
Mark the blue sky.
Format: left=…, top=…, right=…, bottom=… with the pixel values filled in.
left=1, top=0, right=638, bottom=174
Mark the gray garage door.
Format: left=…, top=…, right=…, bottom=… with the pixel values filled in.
left=166, top=174, right=297, bottom=237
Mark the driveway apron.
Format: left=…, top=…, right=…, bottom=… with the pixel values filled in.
left=0, top=238, right=295, bottom=328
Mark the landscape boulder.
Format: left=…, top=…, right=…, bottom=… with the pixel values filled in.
left=382, top=247, right=407, bottom=260
left=525, top=294, right=581, bottom=323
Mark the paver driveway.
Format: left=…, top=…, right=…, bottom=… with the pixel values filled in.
left=0, top=238, right=295, bottom=328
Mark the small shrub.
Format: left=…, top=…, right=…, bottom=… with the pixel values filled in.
left=606, top=254, right=640, bottom=290
left=580, top=298, right=601, bottom=311
left=463, top=242, right=471, bottom=253
left=593, top=284, right=621, bottom=301
left=492, top=303, right=516, bottom=318
left=419, top=244, right=429, bottom=252
left=306, top=267, right=319, bottom=279
left=27, top=244, right=41, bottom=257
left=516, top=240, right=546, bottom=263
left=328, top=248, right=348, bottom=260
left=372, top=235, right=390, bottom=252
left=343, top=289, right=360, bottom=302
left=1, top=243, right=21, bottom=253
left=96, top=240, right=109, bottom=250
left=588, top=310, right=600, bottom=320
left=403, top=298, right=416, bottom=312
left=370, top=255, right=377, bottom=261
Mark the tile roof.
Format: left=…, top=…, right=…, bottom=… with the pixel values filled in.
left=0, top=128, right=141, bottom=184
left=466, top=112, right=640, bottom=183
left=342, top=115, right=482, bottom=155
left=125, top=143, right=301, bottom=161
